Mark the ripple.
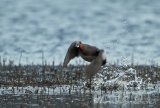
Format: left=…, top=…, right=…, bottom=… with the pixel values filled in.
left=0, top=0, right=159, bottom=65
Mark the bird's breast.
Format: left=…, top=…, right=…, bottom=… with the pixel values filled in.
left=79, top=48, right=99, bottom=57
left=79, top=52, right=96, bottom=62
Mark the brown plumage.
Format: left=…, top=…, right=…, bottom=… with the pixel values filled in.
left=63, top=41, right=106, bottom=79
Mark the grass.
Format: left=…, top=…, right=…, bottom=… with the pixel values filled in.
left=0, top=57, right=160, bottom=87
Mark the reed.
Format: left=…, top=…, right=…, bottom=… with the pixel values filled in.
left=0, top=57, right=159, bottom=87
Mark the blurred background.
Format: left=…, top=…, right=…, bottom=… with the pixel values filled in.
left=0, top=0, right=160, bottom=65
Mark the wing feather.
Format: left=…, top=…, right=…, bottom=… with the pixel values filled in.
left=85, top=50, right=104, bottom=79
left=63, top=42, right=79, bottom=67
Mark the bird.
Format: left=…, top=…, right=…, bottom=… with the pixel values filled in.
left=63, top=41, right=106, bottom=81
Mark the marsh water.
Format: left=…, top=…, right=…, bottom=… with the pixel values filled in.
left=0, top=0, right=160, bottom=65
left=0, top=93, right=160, bottom=108
left=0, top=0, right=160, bottom=108
left=0, top=82, right=160, bottom=108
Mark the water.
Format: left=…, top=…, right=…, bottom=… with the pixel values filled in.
left=0, top=1, right=160, bottom=107
left=0, top=0, right=160, bottom=65
left=0, top=86, right=160, bottom=108
left=0, top=94, right=160, bottom=108
left=0, top=94, right=93, bottom=108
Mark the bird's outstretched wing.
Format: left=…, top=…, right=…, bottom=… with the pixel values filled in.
left=85, top=50, right=104, bottom=79
left=63, top=42, right=79, bottom=67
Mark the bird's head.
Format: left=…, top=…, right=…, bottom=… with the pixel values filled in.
left=75, top=41, right=82, bottom=48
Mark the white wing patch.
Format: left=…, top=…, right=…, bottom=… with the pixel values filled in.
left=102, top=52, right=106, bottom=60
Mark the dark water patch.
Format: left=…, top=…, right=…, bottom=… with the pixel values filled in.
left=14, top=47, right=23, bottom=53
left=31, top=27, right=48, bottom=37
left=9, top=13, right=28, bottom=24
left=153, top=8, right=160, bottom=15
left=124, top=24, right=140, bottom=33
left=3, top=51, right=9, bottom=55
left=144, top=20, right=160, bottom=28
left=110, top=39, right=120, bottom=44
left=28, top=6, right=40, bottom=13
left=50, top=7, right=61, bottom=15
left=94, top=11, right=106, bottom=17
left=12, top=35, right=20, bottom=42
left=56, top=28, right=66, bottom=41
left=154, top=50, right=160, bottom=57
left=135, top=50, right=145, bottom=55
left=127, top=43, right=136, bottom=47
left=140, top=35, right=154, bottom=41
left=28, top=19, right=39, bottom=26
left=138, top=41, right=152, bottom=46
left=34, top=49, right=43, bottom=54
left=0, top=46, right=4, bottom=52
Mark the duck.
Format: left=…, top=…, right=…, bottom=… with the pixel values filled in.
left=63, top=41, right=107, bottom=80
